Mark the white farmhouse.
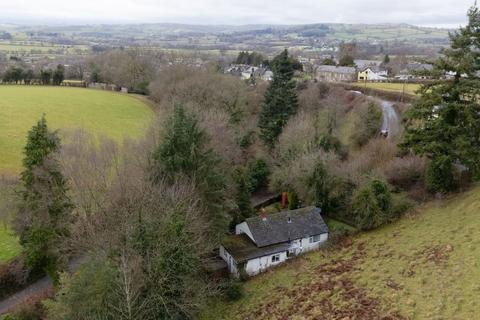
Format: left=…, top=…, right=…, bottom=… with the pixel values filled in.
left=358, top=66, right=388, bottom=82
left=219, top=207, right=329, bottom=278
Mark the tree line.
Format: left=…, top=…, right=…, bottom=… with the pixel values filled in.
left=2, top=64, right=65, bottom=85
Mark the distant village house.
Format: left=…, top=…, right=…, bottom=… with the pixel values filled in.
left=395, top=63, right=434, bottom=81
left=315, top=65, right=357, bottom=82
left=357, top=66, right=388, bottom=82
left=225, top=64, right=273, bottom=81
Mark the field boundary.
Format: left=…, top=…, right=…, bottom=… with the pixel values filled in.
left=334, top=83, right=418, bottom=103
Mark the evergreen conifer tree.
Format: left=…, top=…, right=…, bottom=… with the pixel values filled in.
left=402, top=4, right=480, bottom=189
left=258, top=49, right=298, bottom=147
left=233, top=168, right=253, bottom=226
left=383, top=54, right=390, bottom=64
left=152, top=105, right=227, bottom=236
left=15, top=115, right=73, bottom=282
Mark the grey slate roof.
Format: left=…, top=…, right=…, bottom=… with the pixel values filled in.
left=406, top=63, right=434, bottom=72
left=222, top=234, right=290, bottom=263
left=354, top=59, right=382, bottom=69
left=317, top=65, right=356, bottom=74
left=245, top=207, right=329, bottom=248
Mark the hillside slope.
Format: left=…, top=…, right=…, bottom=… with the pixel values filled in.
left=202, top=186, right=480, bottom=319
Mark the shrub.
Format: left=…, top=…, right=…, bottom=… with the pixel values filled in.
left=340, top=138, right=397, bottom=186
left=370, top=179, right=392, bottom=213
left=391, top=194, right=414, bottom=218
left=287, top=191, right=299, bottom=209
left=224, top=280, right=244, bottom=301
left=352, top=186, right=384, bottom=230
left=239, top=131, right=255, bottom=149
left=330, top=225, right=353, bottom=237
left=317, top=82, right=330, bottom=99
left=0, top=257, right=32, bottom=299
left=246, top=159, right=270, bottom=192
left=269, top=150, right=340, bottom=206
left=351, top=102, right=382, bottom=147
left=352, top=179, right=392, bottom=230
left=319, top=135, right=342, bottom=154
left=425, top=155, right=454, bottom=193
left=384, top=155, right=427, bottom=190
left=276, top=111, right=319, bottom=160
left=4, top=301, right=46, bottom=320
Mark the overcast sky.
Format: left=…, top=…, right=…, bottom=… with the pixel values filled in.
left=0, top=0, right=474, bottom=27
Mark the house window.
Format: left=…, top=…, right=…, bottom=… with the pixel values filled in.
left=271, top=254, right=280, bottom=263
left=309, top=235, right=321, bottom=243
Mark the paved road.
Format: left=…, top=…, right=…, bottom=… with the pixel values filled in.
left=378, top=99, right=400, bottom=139
left=0, top=277, right=51, bottom=314
left=350, top=90, right=400, bottom=139
left=0, top=256, right=85, bottom=315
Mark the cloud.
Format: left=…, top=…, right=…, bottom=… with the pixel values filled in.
left=0, top=0, right=473, bottom=26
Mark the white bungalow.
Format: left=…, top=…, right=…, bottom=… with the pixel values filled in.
left=219, top=207, right=329, bottom=278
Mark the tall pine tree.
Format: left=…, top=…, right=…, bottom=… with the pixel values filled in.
left=259, top=49, right=299, bottom=147
left=231, top=167, right=253, bottom=228
left=401, top=4, right=480, bottom=190
left=152, top=105, right=227, bottom=237
left=15, top=115, right=73, bottom=282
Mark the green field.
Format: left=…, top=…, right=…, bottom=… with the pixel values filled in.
left=0, top=225, right=21, bottom=262
left=0, top=86, right=153, bottom=261
left=0, top=41, right=89, bottom=54
left=354, top=82, right=422, bottom=96
left=202, top=185, right=480, bottom=319
left=0, top=86, right=154, bottom=174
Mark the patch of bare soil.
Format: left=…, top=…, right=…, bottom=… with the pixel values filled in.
left=243, top=239, right=406, bottom=320
left=423, top=244, right=453, bottom=266
left=400, top=244, right=453, bottom=278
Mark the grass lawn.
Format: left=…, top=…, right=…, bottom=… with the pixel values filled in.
left=0, top=225, right=21, bottom=263
left=354, top=82, right=422, bottom=96
left=0, top=86, right=154, bottom=174
left=0, top=180, right=19, bottom=263
left=202, top=185, right=480, bottom=319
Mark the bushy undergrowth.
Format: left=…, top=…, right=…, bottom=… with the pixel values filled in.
left=270, top=84, right=418, bottom=228
left=351, top=102, right=383, bottom=147
left=0, top=257, right=31, bottom=299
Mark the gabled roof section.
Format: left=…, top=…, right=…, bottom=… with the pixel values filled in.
left=360, top=65, right=386, bottom=73
left=222, top=234, right=290, bottom=263
left=245, top=207, right=329, bottom=248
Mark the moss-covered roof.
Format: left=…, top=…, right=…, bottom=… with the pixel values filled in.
left=222, top=234, right=289, bottom=263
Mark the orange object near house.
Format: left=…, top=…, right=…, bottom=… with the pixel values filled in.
left=282, top=192, right=288, bottom=208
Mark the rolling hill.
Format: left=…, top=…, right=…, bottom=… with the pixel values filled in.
left=202, top=185, right=480, bottom=319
